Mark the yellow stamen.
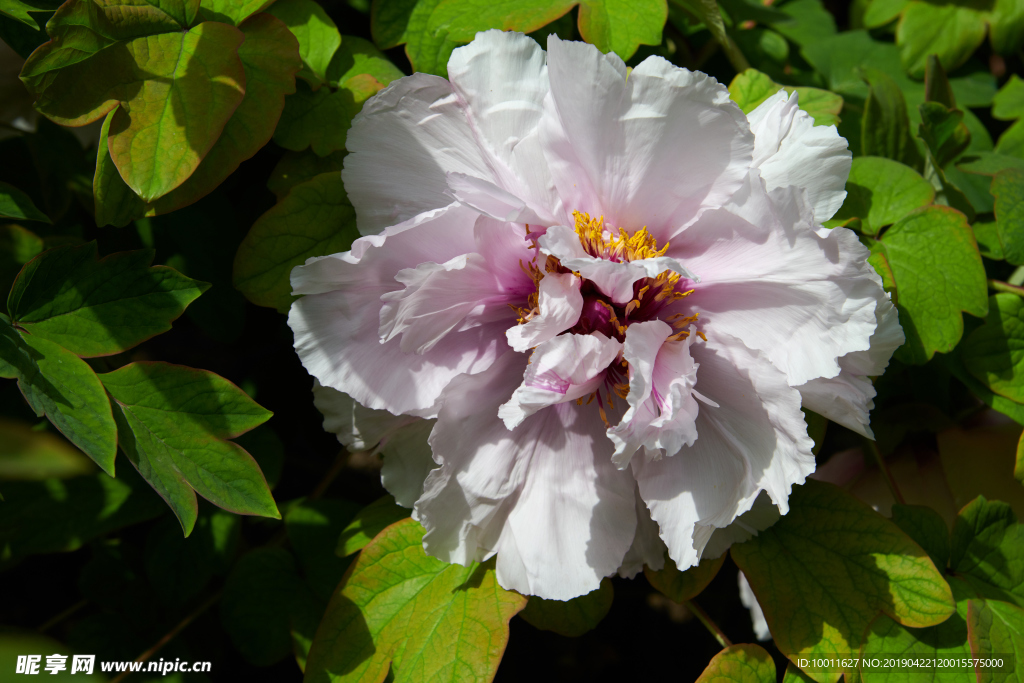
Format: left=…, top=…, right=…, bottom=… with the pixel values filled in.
left=572, top=210, right=670, bottom=262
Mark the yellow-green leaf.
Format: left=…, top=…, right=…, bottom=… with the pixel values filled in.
left=644, top=553, right=725, bottom=603
left=520, top=578, right=613, bottom=637
left=266, top=0, right=340, bottom=88
left=695, top=644, right=776, bottom=683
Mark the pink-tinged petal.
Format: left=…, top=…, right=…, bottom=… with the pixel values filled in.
left=608, top=321, right=713, bottom=468
left=506, top=272, right=583, bottom=352
left=416, top=351, right=637, bottom=600
left=342, top=73, right=494, bottom=235
left=618, top=490, right=667, bottom=578
left=796, top=296, right=904, bottom=437
left=538, top=225, right=696, bottom=304
left=747, top=90, right=852, bottom=222
left=289, top=204, right=507, bottom=417
left=674, top=175, right=882, bottom=386
left=312, top=382, right=435, bottom=507
left=542, top=37, right=753, bottom=237
left=634, top=333, right=815, bottom=569
left=380, top=251, right=522, bottom=354
left=446, top=172, right=550, bottom=225
left=447, top=30, right=561, bottom=220
left=499, top=332, right=622, bottom=429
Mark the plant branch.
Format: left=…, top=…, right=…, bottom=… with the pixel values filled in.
left=686, top=599, right=733, bottom=648
left=864, top=439, right=907, bottom=506
left=38, top=599, right=88, bottom=633
left=989, top=279, right=1024, bottom=297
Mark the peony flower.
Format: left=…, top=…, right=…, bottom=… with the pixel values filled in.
left=289, top=30, right=903, bottom=600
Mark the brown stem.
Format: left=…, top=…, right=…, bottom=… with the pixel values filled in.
left=38, top=599, right=88, bottom=633
left=686, top=599, right=733, bottom=648
left=308, top=450, right=350, bottom=501
left=864, top=439, right=907, bottom=506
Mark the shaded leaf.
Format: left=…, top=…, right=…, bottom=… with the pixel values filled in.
left=92, top=110, right=145, bottom=228
left=100, top=361, right=278, bottom=535
left=0, top=224, right=44, bottom=296
left=106, top=23, right=247, bottom=202
left=919, top=102, right=971, bottom=169
left=266, top=0, right=341, bottom=88
left=144, top=507, right=240, bottom=605
left=520, top=578, right=613, bottom=637
left=0, top=315, right=117, bottom=473
left=993, top=75, right=1024, bottom=121
left=0, top=181, right=51, bottom=223
left=336, top=494, right=411, bottom=558
left=286, top=498, right=361, bottom=600
left=644, top=553, right=725, bottom=603
left=937, top=422, right=1024, bottom=519
left=989, top=168, right=1024, bottom=265
left=0, top=417, right=95, bottom=480
left=274, top=75, right=384, bottom=156
left=305, top=517, right=527, bottom=683
left=871, top=206, right=988, bottom=365
left=731, top=480, right=955, bottom=683
left=861, top=67, right=924, bottom=171
left=267, top=150, right=346, bottom=200
left=0, top=0, right=59, bottom=29
left=950, top=496, right=1024, bottom=604
left=8, top=242, right=207, bottom=357
left=962, top=294, right=1024, bottom=405
left=828, top=156, right=934, bottom=235
left=968, top=598, right=1024, bottom=678
left=233, top=172, right=360, bottom=312
left=695, top=644, right=775, bottom=683
left=200, top=0, right=275, bottom=25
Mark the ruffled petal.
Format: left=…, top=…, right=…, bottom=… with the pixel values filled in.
left=446, top=172, right=550, bottom=225
left=289, top=204, right=508, bottom=417
left=618, top=490, right=667, bottom=578
left=498, top=332, right=622, bottom=429
left=747, top=90, right=852, bottom=222
left=538, top=224, right=695, bottom=304
left=506, top=272, right=583, bottom=352
left=673, top=174, right=882, bottom=386
left=416, top=351, right=637, bottom=600
left=608, top=321, right=713, bottom=468
left=542, top=37, right=753, bottom=238
left=633, top=333, right=815, bottom=569
left=311, top=382, right=435, bottom=507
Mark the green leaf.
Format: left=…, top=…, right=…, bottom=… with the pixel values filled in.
left=771, top=0, right=836, bottom=46
left=286, top=498, right=361, bottom=600
left=993, top=75, right=1024, bottom=121
left=695, top=644, right=776, bottom=683
left=0, top=417, right=96, bottom=480
left=989, top=168, right=1024, bottom=265
left=958, top=152, right=1024, bottom=177
left=861, top=67, right=924, bottom=171
left=950, top=496, right=1024, bottom=604
left=829, top=157, right=934, bottom=235
left=267, top=150, right=347, bottom=200
left=305, top=517, right=527, bottom=683
left=147, top=12, right=302, bottom=215
left=220, top=547, right=323, bottom=667
left=424, top=0, right=575, bottom=44
left=577, top=0, right=668, bottom=59
left=0, top=181, right=51, bottom=224
left=997, top=121, right=1024, bottom=159
left=1017, top=431, right=1024, bottom=486
left=0, top=465, right=163, bottom=567
left=871, top=206, right=988, bottom=365
left=99, top=361, right=278, bottom=535
left=336, top=494, right=411, bottom=557
left=891, top=503, right=950, bottom=571
left=93, top=110, right=146, bottom=228
left=644, top=553, right=725, bottom=603
left=520, top=578, right=613, bottom=637
left=266, top=0, right=341, bottom=88
left=144, top=507, right=240, bottom=605
left=919, top=102, right=972, bottom=169
left=863, top=0, right=908, bottom=27
left=924, top=54, right=957, bottom=110
left=936, top=423, right=1024, bottom=519
left=273, top=75, right=384, bottom=156
left=0, top=224, right=44, bottom=296
left=946, top=346, right=1024, bottom=426
left=896, top=2, right=987, bottom=78
left=727, top=70, right=843, bottom=127
left=233, top=172, right=360, bottom=312
left=0, top=0, right=59, bottom=29
left=990, top=0, right=1024, bottom=55
left=730, top=480, right=955, bottom=683
left=327, top=34, right=405, bottom=88
left=961, top=294, right=1024, bottom=404
left=968, top=598, right=1024, bottom=675
left=106, top=23, right=247, bottom=202
left=7, top=242, right=207, bottom=357
left=200, top=0, right=274, bottom=25
left=0, top=316, right=118, bottom=473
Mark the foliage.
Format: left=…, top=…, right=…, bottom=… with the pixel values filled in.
left=1, top=0, right=1023, bottom=680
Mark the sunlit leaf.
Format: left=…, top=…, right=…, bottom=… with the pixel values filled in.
left=968, top=598, right=1024, bottom=677
left=870, top=206, right=988, bottom=364
left=829, top=156, right=934, bottom=235
left=520, top=578, right=613, bottom=637
left=100, top=361, right=278, bottom=535
left=7, top=242, right=208, bottom=357
left=327, top=34, right=405, bottom=87
left=731, top=480, right=955, bottom=683
left=200, top=0, right=275, bottom=25
left=336, top=494, right=411, bottom=558
left=994, top=75, right=1024, bottom=121
left=951, top=496, right=1024, bottom=605
left=233, top=172, right=360, bottom=312
left=266, top=0, right=341, bottom=88
left=577, top=0, right=668, bottom=59
left=896, top=2, right=986, bottom=78
left=728, top=69, right=843, bottom=126
left=695, top=644, right=775, bottom=683
left=305, top=517, right=527, bottom=683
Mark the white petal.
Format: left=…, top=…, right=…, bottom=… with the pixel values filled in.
left=701, top=490, right=781, bottom=559
left=608, top=321, right=708, bottom=469
left=618, top=490, right=667, bottom=578
left=416, top=351, right=637, bottom=600
left=311, top=382, right=436, bottom=508
left=542, top=37, right=753, bottom=238
left=738, top=570, right=772, bottom=641
left=634, top=333, right=815, bottom=569
left=538, top=225, right=695, bottom=304
left=289, top=204, right=508, bottom=417
left=506, top=272, right=584, bottom=352
left=342, top=73, right=494, bottom=235
left=747, top=90, right=852, bottom=222
left=674, top=174, right=882, bottom=386
left=446, top=172, right=550, bottom=225
left=498, top=332, right=622, bottom=429
left=446, top=30, right=561, bottom=221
